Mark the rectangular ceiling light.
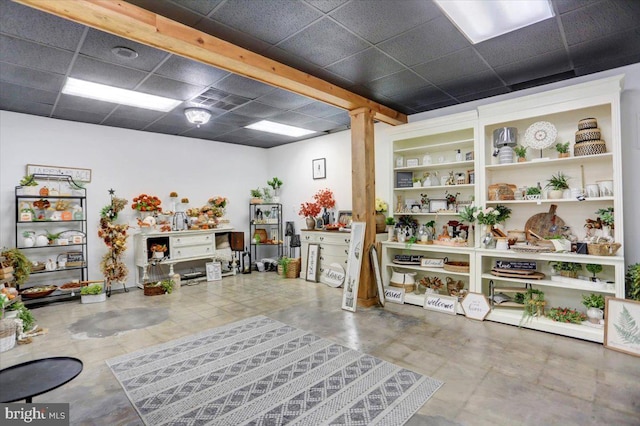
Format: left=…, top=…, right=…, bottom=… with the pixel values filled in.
left=61, top=77, right=182, bottom=112
left=434, top=0, right=554, bottom=44
left=245, top=120, right=316, bottom=137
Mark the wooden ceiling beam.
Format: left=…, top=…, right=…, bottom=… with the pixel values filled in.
left=14, top=0, right=407, bottom=126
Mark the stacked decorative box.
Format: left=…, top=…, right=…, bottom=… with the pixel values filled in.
left=574, top=117, right=607, bottom=156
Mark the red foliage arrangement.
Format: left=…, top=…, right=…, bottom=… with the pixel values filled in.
left=299, top=202, right=321, bottom=218
left=131, top=194, right=162, bottom=212
left=313, top=188, right=335, bottom=209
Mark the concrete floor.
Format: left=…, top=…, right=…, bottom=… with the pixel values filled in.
left=1, top=273, right=639, bottom=425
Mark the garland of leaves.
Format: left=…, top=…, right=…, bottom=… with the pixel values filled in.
left=98, top=190, right=129, bottom=296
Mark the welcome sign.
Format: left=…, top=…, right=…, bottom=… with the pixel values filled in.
left=424, top=294, right=457, bottom=315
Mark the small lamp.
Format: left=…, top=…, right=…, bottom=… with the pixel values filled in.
left=184, top=108, right=211, bottom=127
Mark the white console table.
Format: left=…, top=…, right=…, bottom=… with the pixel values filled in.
left=133, top=227, right=234, bottom=287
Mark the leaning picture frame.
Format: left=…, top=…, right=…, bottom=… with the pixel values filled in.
left=305, top=244, right=320, bottom=283
left=206, top=262, right=222, bottom=281
left=370, top=244, right=385, bottom=307
left=312, top=158, right=326, bottom=180
left=604, top=297, right=640, bottom=357
left=429, top=199, right=448, bottom=213
left=342, top=222, right=366, bottom=312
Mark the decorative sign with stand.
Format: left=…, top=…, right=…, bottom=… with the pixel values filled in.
left=424, top=294, right=457, bottom=315
left=461, top=292, right=491, bottom=321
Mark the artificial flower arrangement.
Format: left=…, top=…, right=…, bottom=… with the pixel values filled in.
left=314, top=188, right=336, bottom=209
left=99, top=194, right=129, bottom=294
left=546, top=307, right=587, bottom=324
left=458, top=204, right=478, bottom=223
left=185, top=207, right=201, bottom=218
left=131, top=194, right=162, bottom=212
left=208, top=196, right=228, bottom=208
left=473, top=205, right=511, bottom=226
left=298, top=201, right=321, bottom=218
left=149, top=244, right=167, bottom=253
left=375, top=197, right=388, bottom=213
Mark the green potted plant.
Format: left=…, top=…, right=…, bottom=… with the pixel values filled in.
left=545, top=172, right=570, bottom=199
left=586, top=263, right=603, bottom=282
left=1, top=248, right=31, bottom=285
left=80, top=282, right=106, bottom=304
left=549, top=261, right=582, bottom=278
left=514, top=145, right=527, bottom=162
left=596, top=207, right=614, bottom=229
left=555, top=141, right=570, bottom=158
left=525, top=186, right=541, bottom=200
left=520, top=288, right=545, bottom=325
left=626, top=263, right=640, bottom=301
left=250, top=188, right=263, bottom=204
left=267, top=177, right=283, bottom=202
left=582, top=293, right=605, bottom=324
left=546, top=307, right=586, bottom=324
left=412, top=176, right=422, bottom=188
left=385, top=217, right=396, bottom=241
left=19, top=174, right=39, bottom=195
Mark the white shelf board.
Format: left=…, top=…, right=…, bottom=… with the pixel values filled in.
left=487, top=308, right=603, bottom=343
left=388, top=263, right=469, bottom=276
left=485, top=197, right=614, bottom=205
left=394, top=138, right=474, bottom=153
left=384, top=241, right=474, bottom=255
left=394, top=184, right=474, bottom=191
left=485, top=153, right=612, bottom=170
left=476, top=248, right=624, bottom=265
left=394, top=160, right=474, bottom=172
left=482, top=273, right=615, bottom=293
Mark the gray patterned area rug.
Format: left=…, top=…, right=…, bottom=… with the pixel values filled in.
left=106, top=315, right=443, bottom=425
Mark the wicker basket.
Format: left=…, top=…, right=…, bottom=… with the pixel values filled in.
left=0, top=319, right=17, bottom=353
left=578, top=118, right=598, bottom=130
left=574, top=140, right=606, bottom=156
left=278, top=258, right=301, bottom=278
left=143, top=284, right=165, bottom=296
left=389, top=281, right=416, bottom=293
left=443, top=261, right=470, bottom=273
left=575, top=128, right=601, bottom=142
left=587, top=243, right=621, bottom=256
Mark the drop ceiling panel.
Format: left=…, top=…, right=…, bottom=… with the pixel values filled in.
left=171, top=0, right=223, bottom=16
left=0, top=0, right=85, bottom=51
left=107, top=105, right=167, bottom=122
left=326, top=48, right=405, bottom=84
left=364, top=70, right=430, bottom=99
left=56, top=93, right=117, bottom=114
left=211, top=74, right=276, bottom=99
left=306, top=0, right=347, bottom=14
left=0, top=81, right=57, bottom=105
left=181, top=123, right=237, bottom=139
left=555, top=0, right=601, bottom=14
left=194, top=17, right=273, bottom=54
left=495, top=49, right=572, bottom=86
left=412, top=48, right=493, bottom=86
left=394, top=85, right=453, bottom=111
left=569, top=27, right=640, bottom=67
left=0, top=98, right=53, bottom=117
left=330, top=0, right=441, bottom=44
left=277, top=18, right=369, bottom=67
left=211, top=0, right=321, bottom=44
left=294, top=101, right=344, bottom=118
left=560, top=0, right=640, bottom=46
left=126, top=0, right=204, bottom=27
left=154, top=55, right=229, bottom=86
left=268, top=111, right=320, bottom=127
left=137, top=75, right=205, bottom=100
left=378, top=16, right=470, bottom=67
left=70, top=56, right=146, bottom=89
left=230, top=101, right=284, bottom=119
left=52, top=107, right=110, bottom=124
left=143, top=112, right=193, bottom=134
left=0, top=35, right=73, bottom=74
left=255, top=88, right=315, bottom=110
left=0, top=62, right=65, bottom=93
left=101, top=116, right=149, bottom=130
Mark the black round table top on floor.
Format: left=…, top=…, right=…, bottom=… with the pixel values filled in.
left=0, top=356, right=83, bottom=403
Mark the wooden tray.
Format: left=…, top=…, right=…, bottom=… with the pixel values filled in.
left=492, top=268, right=537, bottom=275
left=253, top=229, right=268, bottom=243
left=490, top=269, right=545, bottom=279
left=524, top=204, right=565, bottom=241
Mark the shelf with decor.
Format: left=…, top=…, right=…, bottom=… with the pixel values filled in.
left=475, top=75, right=624, bottom=342
left=249, top=203, right=283, bottom=264
left=14, top=174, right=88, bottom=305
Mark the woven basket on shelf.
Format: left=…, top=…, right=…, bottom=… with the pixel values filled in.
left=443, top=261, right=470, bottom=273
left=574, top=140, right=606, bottom=156
left=278, top=258, right=301, bottom=278
left=389, top=281, right=416, bottom=293
left=587, top=243, right=621, bottom=256
left=0, top=319, right=17, bottom=353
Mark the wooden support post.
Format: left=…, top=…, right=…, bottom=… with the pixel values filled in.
left=349, top=107, right=378, bottom=308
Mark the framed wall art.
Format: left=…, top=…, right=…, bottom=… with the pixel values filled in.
left=604, top=297, right=640, bottom=357
left=305, top=244, right=320, bottom=282
left=206, top=262, right=222, bottom=281
left=342, top=222, right=366, bottom=312
left=312, top=158, right=326, bottom=180
left=429, top=199, right=448, bottom=213
left=27, top=164, right=92, bottom=182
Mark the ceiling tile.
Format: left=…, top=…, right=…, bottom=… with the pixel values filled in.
left=126, top=0, right=204, bottom=26
left=0, top=98, right=53, bottom=117
left=294, top=101, right=344, bottom=118
left=326, top=48, right=404, bottom=84
left=137, top=75, right=205, bottom=101
left=70, top=56, right=146, bottom=89
left=153, top=55, right=229, bottom=86
left=171, top=0, right=223, bottom=16
left=212, top=0, right=321, bottom=44
left=561, top=0, right=640, bottom=46
left=56, top=93, right=117, bottom=114
left=0, top=35, right=73, bottom=74
left=299, top=118, right=339, bottom=132
left=569, top=27, right=640, bottom=67
left=324, top=111, right=351, bottom=126
left=378, top=16, right=470, bottom=67
left=0, top=81, right=57, bottom=105
left=215, top=128, right=261, bottom=144
left=575, top=53, right=640, bottom=76
left=555, top=0, right=601, bottom=14
left=180, top=123, right=237, bottom=139
left=80, top=29, right=169, bottom=72
left=277, top=18, right=369, bottom=67
left=101, top=116, right=148, bottom=131
left=457, top=86, right=512, bottom=103
left=268, top=111, right=319, bottom=127
left=495, top=49, right=572, bottom=86
left=195, top=17, right=273, bottom=54
left=364, top=70, right=430, bottom=99
left=437, top=72, right=505, bottom=98
left=413, top=99, right=459, bottom=112
left=231, top=101, right=284, bottom=119
left=0, top=0, right=85, bottom=51
left=143, top=112, right=193, bottom=134
left=412, top=48, right=492, bottom=86
left=211, top=74, right=276, bottom=99
left=390, top=85, right=452, bottom=111
left=190, top=88, right=250, bottom=111
left=305, top=0, right=348, bottom=13
left=330, top=0, right=440, bottom=44
left=0, top=62, right=65, bottom=93
left=108, top=105, right=167, bottom=122
left=475, top=19, right=564, bottom=67
left=209, top=112, right=257, bottom=127
left=52, top=107, right=109, bottom=124
left=255, top=89, right=315, bottom=110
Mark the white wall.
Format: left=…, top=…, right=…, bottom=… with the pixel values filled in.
left=0, top=112, right=268, bottom=285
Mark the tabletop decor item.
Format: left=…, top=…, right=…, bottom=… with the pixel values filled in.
left=375, top=197, right=388, bottom=233
left=574, top=117, right=607, bottom=156
left=131, top=193, right=162, bottom=213
left=524, top=121, right=557, bottom=159
left=298, top=201, right=321, bottom=230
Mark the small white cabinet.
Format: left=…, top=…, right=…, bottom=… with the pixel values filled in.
left=133, top=227, right=233, bottom=287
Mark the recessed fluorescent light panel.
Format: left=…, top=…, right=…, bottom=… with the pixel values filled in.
left=245, top=120, right=316, bottom=137
left=434, top=0, right=554, bottom=44
left=61, top=77, right=182, bottom=112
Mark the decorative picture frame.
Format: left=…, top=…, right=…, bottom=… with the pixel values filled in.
left=395, top=171, right=414, bottom=188
left=206, top=262, right=222, bottom=281
left=369, top=245, right=385, bottom=307
left=465, top=151, right=474, bottom=161
left=429, top=199, right=448, bottom=213
left=467, top=170, right=475, bottom=184
left=460, top=292, right=490, bottom=320
left=342, top=222, right=366, bottom=312
left=305, top=244, right=320, bottom=282
left=312, top=158, right=326, bottom=180
left=604, top=297, right=640, bottom=357
left=27, top=164, right=92, bottom=182
left=315, top=218, right=324, bottom=230
left=406, top=158, right=419, bottom=167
